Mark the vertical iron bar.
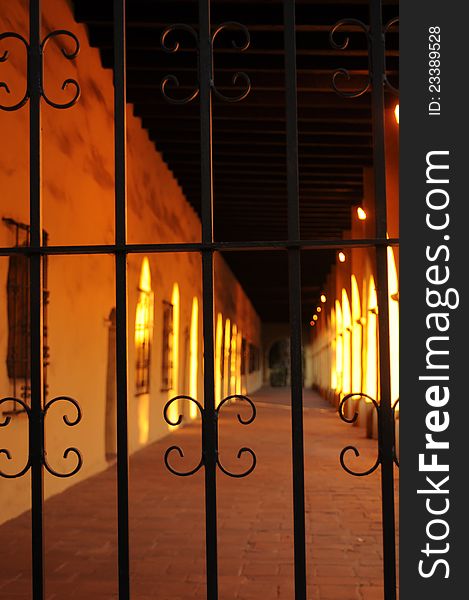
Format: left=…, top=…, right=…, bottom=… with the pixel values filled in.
left=29, top=1, right=45, bottom=599
left=199, top=1, right=218, bottom=599
left=369, top=1, right=396, bottom=598
left=283, top=1, right=307, bottom=598
left=113, top=1, right=130, bottom=598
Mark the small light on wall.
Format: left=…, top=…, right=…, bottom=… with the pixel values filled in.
left=310, top=320, right=315, bottom=327
left=338, top=251, right=346, bottom=263
left=394, top=103, right=399, bottom=124
left=313, top=314, right=318, bottom=321
left=357, top=206, right=367, bottom=221
left=320, top=294, right=326, bottom=303
left=317, top=306, right=322, bottom=313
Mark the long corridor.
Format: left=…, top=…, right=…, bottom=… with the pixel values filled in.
left=0, top=388, right=398, bottom=600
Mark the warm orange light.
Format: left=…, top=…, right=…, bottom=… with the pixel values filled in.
left=357, top=207, right=367, bottom=221
left=388, top=247, right=399, bottom=405
left=223, top=319, right=231, bottom=400
left=351, top=275, right=362, bottom=394
left=236, top=329, right=243, bottom=395
left=338, top=251, right=346, bottom=263
left=320, top=294, right=326, bottom=303
left=135, top=258, right=154, bottom=445
left=317, top=306, right=322, bottom=313
left=312, top=314, right=318, bottom=321
left=189, top=297, right=199, bottom=418
left=215, top=313, right=223, bottom=407
left=230, top=324, right=238, bottom=395
left=167, top=283, right=180, bottom=429
left=394, top=103, right=399, bottom=124
left=341, top=289, right=352, bottom=397
left=310, top=320, right=315, bottom=326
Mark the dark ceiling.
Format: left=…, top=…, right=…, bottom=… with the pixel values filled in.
left=72, top=0, right=398, bottom=323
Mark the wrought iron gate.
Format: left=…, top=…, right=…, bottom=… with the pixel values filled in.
left=0, top=0, right=399, bottom=598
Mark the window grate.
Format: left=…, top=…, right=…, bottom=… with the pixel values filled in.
left=161, top=300, right=174, bottom=391
left=3, top=217, right=49, bottom=411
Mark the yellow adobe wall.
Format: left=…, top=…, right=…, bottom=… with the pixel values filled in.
left=0, top=0, right=262, bottom=524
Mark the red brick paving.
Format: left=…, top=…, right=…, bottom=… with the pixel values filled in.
left=0, top=387, right=398, bottom=599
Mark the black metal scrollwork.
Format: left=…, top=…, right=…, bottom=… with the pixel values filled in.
left=0, top=32, right=30, bottom=111
left=163, top=395, right=204, bottom=476
left=339, top=392, right=400, bottom=476
left=41, top=30, right=81, bottom=109
left=163, top=393, right=256, bottom=478
left=329, top=19, right=371, bottom=98
left=0, top=28, right=80, bottom=111
left=211, top=22, right=251, bottom=103
left=383, top=18, right=399, bottom=95
left=339, top=393, right=380, bottom=476
left=330, top=16, right=399, bottom=99
left=0, top=398, right=31, bottom=478
left=160, top=24, right=200, bottom=105
left=216, top=394, right=256, bottom=477
left=161, top=21, right=251, bottom=104
left=42, top=396, right=83, bottom=478
left=0, top=395, right=83, bottom=479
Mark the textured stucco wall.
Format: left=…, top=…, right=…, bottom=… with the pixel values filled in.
left=0, top=0, right=262, bottom=524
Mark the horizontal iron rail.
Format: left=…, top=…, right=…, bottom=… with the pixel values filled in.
left=0, top=238, right=399, bottom=256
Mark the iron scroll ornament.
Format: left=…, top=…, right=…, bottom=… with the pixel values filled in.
left=383, top=18, right=399, bottom=95
left=0, top=398, right=32, bottom=478
left=0, top=28, right=80, bottom=111
left=160, top=24, right=200, bottom=105
left=329, top=17, right=399, bottom=97
left=0, top=32, right=30, bottom=111
left=42, top=396, right=83, bottom=478
left=329, top=19, right=371, bottom=98
left=0, top=395, right=83, bottom=479
left=160, top=21, right=251, bottom=104
left=163, top=394, right=257, bottom=478
left=338, top=393, right=399, bottom=476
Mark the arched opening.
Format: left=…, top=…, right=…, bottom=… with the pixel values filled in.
left=166, top=282, right=180, bottom=429
left=135, top=257, right=154, bottom=444
left=189, top=296, right=199, bottom=418
left=236, top=328, right=242, bottom=394
left=268, top=338, right=290, bottom=387
left=215, top=312, right=223, bottom=407
left=341, top=289, right=352, bottom=398
left=335, top=300, right=343, bottom=395
left=230, top=323, right=238, bottom=395
left=388, top=247, right=399, bottom=406
left=330, top=307, right=337, bottom=392
left=222, top=318, right=231, bottom=401
left=366, top=275, right=378, bottom=401
left=351, top=275, right=362, bottom=393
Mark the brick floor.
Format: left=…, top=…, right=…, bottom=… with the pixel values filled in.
left=0, top=387, right=399, bottom=599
